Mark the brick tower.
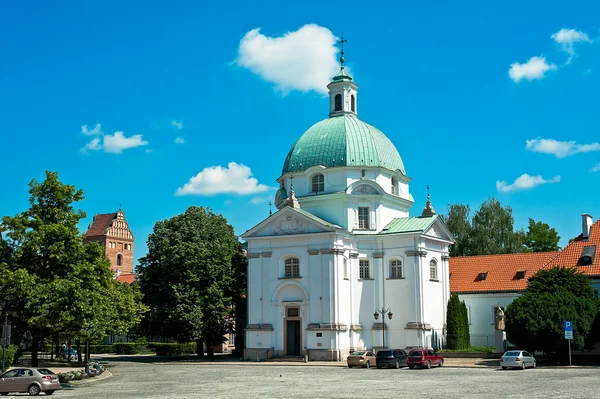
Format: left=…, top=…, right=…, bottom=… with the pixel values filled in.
left=83, top=209, right=135, bottom=281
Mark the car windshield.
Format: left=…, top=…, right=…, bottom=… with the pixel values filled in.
left=37, top=369, right=55, bottom=375
left=504, top=351, right=521, bottom=356
left=350, top=351, right=366, bottom=356
left=376, top=350, right=392, bottom=356
left=409, top=351, right=423, bottom=356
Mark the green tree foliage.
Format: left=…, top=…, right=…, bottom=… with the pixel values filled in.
left=446, top=294, right=470, bottom=349
left=523, top=218, right=560, bottom=253
left=444, top=197, right=525, bottom=256
left=0, top=171, right=147, bottom=366
left=138, top=206, right=243, bottom=357
left=505, top=267, right=598, bottom=361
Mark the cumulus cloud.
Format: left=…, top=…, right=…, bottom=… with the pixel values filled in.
left=175, top=162, right=274, bottom=196
left=81, top=137, right=102, bottom=152
left=103, top=132, right=149, bottom=153
left=236, top=24, right=340, bottom=94
left=551, top=28, right=591, bottom=62
left=172, top=120, right=183, bottom=130
left=174, top=137, right=185, bottom=144
left=526, top=137, right=600, bottom=158
left=590, top=163, right=600, bottom=173
left=496, top=174, right=560, bottom=193
left=509, top=56, right=557, bottom=82
left=81, top=123, right=102, bottom=136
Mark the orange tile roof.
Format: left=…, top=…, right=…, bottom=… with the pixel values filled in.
left=543, top=218, right=600, bottom=277
left=117, top=273, right=136, bottom=284
left=450, top=252, right=559, bottom=294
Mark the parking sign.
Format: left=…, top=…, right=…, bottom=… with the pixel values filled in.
left=564, top=321, right=573, bottom=332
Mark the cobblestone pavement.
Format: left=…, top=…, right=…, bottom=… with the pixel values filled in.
left=29, top=358, right=598, bottom=399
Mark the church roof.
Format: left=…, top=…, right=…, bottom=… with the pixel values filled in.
left=281, top=115, right=406, bottom=175
left=117, top=272, right=136, bottom=284
left=449, top=252, right=560, bottom=294
left=380, top=215, right=438, bottom=234
left=292, top=207, right=343, bottom=230
left=84, top=212, right=118, bottom=237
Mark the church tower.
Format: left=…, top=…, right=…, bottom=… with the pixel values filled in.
left=83, top=209, right=135, bottom=278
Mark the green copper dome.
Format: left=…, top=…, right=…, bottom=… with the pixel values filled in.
left=282, top=115, right=406, bottom=175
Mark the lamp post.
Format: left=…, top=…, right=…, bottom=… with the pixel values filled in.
left=373, top=308, right=393, bottom=349
left=2, top=311, right=16, bottom=373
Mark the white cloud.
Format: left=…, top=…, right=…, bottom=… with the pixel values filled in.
left=174, top=137, right=185, bottom=144
left=509, top=56, right=557, bottom=82
left=81, top=123, right=102, bottom=136
left=496, top=174, right=560, bottom=193
left=551, top=28, right=591, bottom=61
left=590, top=163, right=600, bottom=173
left=250, top=196, right=270, bottom=205
left=172, top=120, right=183, bottom=130
left=236, top=24, right=340, bottom=94
left=176, top=162, right=274, bottom=196
left=81, top=137, right=102, bottom=153
left=103, top=132, right=149, bottom=154
left=526, top=137, right=600, bottom=158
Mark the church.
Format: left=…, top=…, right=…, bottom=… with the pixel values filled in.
left=242, top=48, right=454, bottom=361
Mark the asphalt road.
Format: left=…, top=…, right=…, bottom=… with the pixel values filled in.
left=11, top=360, right=600, bottom=399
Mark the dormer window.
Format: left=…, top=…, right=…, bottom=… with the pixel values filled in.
left=477, top=272, right=488, bottom=281
left=312, top=174, right=324, bottom=193
left=514, top=270, right=526, bottom=280
left=579, top=245, right=596, bottom=266
left=334, top=94, right=342, bottom=111
left=391, top=177, right=398, bottom=195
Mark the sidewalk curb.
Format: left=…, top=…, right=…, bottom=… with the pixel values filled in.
left=61, top=369, right=113, bottom=389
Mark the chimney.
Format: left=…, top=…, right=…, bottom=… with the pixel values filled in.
left=582, top=214, right=593, bottom=240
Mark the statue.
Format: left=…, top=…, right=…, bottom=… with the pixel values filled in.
left=494, top=307, right=505, bottom=331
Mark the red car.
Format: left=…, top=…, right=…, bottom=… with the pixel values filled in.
left=406, top=349, right=444, bottom=369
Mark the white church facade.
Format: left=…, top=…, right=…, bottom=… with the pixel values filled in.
left=242, top=52, right=454, bottom=361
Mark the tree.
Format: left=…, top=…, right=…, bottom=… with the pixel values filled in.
left=523, top=218, right=560, bottom=253
left=446, top=294, right=469, bottom=349
left=138, top=206, right=242, bottom=357
left=1, top=171, right=147, bottom=365
left=444, top=197, right=524, bottom=256
left=505, top=267, right=598, bottom=362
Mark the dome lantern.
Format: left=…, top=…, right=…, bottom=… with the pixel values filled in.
left=328, top=36, right=358, bottom=118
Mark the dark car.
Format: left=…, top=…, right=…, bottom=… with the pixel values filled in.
left=407, top=349, right=444, bottom=369
left=375, top=349, right=408, bottom=369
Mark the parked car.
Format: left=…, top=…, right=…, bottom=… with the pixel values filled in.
left=347, top=351, right=376, bottom=368
left=500, top=350, right=536, bottom=370
left=375, top=349, right=408, bottom=369
left=0, top=367, right=60, bottom=396
left=406, top=349, right=444, bottom=369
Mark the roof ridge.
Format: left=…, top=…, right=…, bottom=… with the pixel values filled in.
left=451, top=251, right=559, bottom=259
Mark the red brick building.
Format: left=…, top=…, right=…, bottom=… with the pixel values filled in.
left=84, top=209, right=136, bottom=283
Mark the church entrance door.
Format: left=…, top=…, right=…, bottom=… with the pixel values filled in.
left=286, top=320, right=301, bottom=356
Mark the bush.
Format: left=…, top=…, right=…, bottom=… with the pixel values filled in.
left=2, top=345, right=18, bottom=369
left=113, top=342, right=146, bottom=355
left=153, top=343, right=197, bottom=356
left=89, top=344, right=114, bottom=354
left=439, top=346, right=494, bottom=353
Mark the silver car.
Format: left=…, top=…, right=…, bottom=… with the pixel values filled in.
left=0, top=367, right=60, bottom=396
left=500, top=350, right=536, bottom=370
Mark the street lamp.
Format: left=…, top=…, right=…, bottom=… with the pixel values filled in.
left=2, top=310, right=16, bottom=373
left=373, top=308, right=393, bottom=349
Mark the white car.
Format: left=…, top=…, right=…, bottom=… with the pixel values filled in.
left=500, top=350, right=536, bottom=370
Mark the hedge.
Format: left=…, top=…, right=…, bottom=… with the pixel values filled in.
left=89, top=344, right=115, bottom=354
left=2, top=345, right=18, bottom=369
left=113, top=342, right=147, bottom=355
left=153, top=343, right=197, bottom=356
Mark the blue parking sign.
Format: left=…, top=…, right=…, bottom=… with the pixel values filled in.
left=564, top=321, right=573, bottom=332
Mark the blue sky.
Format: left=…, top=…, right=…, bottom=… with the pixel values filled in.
left=1, top=0, right=599, bottom=263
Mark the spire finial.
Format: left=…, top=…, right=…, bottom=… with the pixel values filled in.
left=337, top=36, right=347, bottom=68
left=422, top=185, right=436, bottom=217
left=269, top=201, right=273, bottom=216
left=426, top=185, right=430, bottom=201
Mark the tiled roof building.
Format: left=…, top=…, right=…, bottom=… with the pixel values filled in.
left=84, top=209, right=136, bottom=284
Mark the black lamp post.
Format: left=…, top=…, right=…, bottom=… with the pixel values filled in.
left=373, top=308, right=393, bottom=349
left=1, top=310, right=16, bottom=373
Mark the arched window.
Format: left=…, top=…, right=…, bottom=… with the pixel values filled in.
left=284, top=257, right=300, bottom=277
left=311, top=174, right=324, bottom=193
left=351, top=95, right=355, bottom=112
left=391, top=177, right=398, bottom=195
left=390, top=259, right=403, bottom=279
left=117, top=254, right=123, bottom=267
left=334, top=94, right=342, bottom=111
left=429, top=259, right=438, bottom=280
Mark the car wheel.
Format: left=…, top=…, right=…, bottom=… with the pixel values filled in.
left=395, top=360, right=400, bottom=369
left=521, top=362, right=526, bottom=370
left=28, top=384, right=41, bottom=396
left=502, top=367, right=507, bottom=370
left=426, top=361, right=431, bottom=370
left=438, top=359, right=444, bottom=367
left=1, top=393, right=8, bottom=396
left=46, top=391, right=54, bottom=396
left=408, top=365, right=415, bottom=369
left=376, top=365, right=381, bottom=369
left=348, top=365, right=352, bottom=368
left=365, top=361, right=370, bottom=369
left=532, top=361, right=536, bottom=369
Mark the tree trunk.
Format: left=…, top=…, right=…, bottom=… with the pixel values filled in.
left=31, top=336, right=39, bottom=367
left=207, top=336, right=214, bottom=360
left=54, top=340, right=60, bottom=361
left=196, top=339, right=204, bottom=358
left=67, top=338, right=72, bottom=363
left=76, top=340, right=82, bottom=363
